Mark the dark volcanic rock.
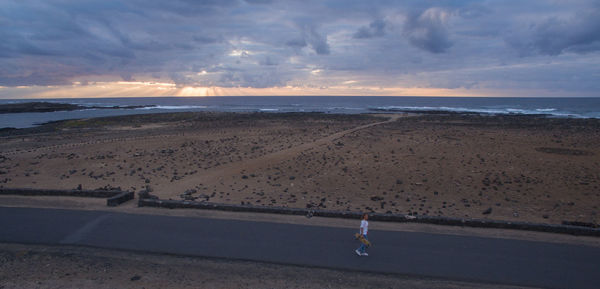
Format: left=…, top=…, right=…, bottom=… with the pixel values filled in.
left=0, top=102, right=155, bottom=114
left=482, top=207, right=492, bottom=215
left=183, top=189, right=197, bottom=195
left=562, top=220, right=598, bottom=228
left=0, top=102, right=83, bottom=113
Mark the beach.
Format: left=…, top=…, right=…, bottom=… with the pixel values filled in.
left=1, top=112, right=599, bottom=225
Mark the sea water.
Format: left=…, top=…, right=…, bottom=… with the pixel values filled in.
left=1, top=96, right=600, bottom=128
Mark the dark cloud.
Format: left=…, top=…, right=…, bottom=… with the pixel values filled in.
left=193, top=35, right=221, bottom=44
left=285, top=38, right=307, bottom=48
left=301, top=25, right=330, bottom=55
left=353, top=19, right=386, bottom=39
left=506, top=6, right=600, bottom=56
left=0, top=0, right=598, bottom=96
left=139, top=0, right=240, bottom=17
left=0, top=70, right=75, bottom=87
left=259, top=56, right=279, bottom=66
left=403, top=7, right=453, bottom=54
left=219, top=68, right=287, bottom=88
left=244, top=0, right=273, bottom=4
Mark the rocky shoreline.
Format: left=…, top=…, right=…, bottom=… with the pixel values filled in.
left=0, top=101, right=152, bottom=114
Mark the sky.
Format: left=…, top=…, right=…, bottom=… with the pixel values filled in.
left=1, top=0, right=600, bottom=98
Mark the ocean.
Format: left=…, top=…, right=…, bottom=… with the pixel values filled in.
left=1, top=96, right=600, bottom=129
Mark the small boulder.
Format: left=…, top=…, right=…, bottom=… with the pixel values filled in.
left=183, top=189, right=197, bottom=195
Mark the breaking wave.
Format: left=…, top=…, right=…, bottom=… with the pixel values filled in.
left=368, top=106, right=588, bottom=118
left=135, top=105, right=207, bottom=110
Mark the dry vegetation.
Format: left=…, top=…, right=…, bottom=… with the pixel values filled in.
left=1, top=112, right=599, bottom=225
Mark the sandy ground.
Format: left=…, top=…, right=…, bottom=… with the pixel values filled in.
left=0, top=243, right=537, bottom=289
left=1, top=112, right=599, bottom=225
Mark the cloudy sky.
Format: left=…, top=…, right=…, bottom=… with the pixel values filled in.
left=1, top=0, right=599, bottom=98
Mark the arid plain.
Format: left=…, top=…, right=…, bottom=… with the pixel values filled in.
left=1, top=112, right=599, bottom=225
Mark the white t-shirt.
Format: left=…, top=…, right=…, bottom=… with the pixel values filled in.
left=360, top=220, right=368, bottom=235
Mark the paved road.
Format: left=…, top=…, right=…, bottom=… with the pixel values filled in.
left=1, top=207, right=599, bottom=289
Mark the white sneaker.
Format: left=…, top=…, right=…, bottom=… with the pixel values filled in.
left=355, top=250, right=361, bottom=256
left=361, top=252, right=369, bottom=256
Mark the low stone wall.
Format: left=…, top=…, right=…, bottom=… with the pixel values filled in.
left=0, top=188, right=133, bottom=206
left=0, top=188, right=120, bottom=198
left=138, top=198, right=600, bottom=237
left=106, top=191, right=135, bottom=207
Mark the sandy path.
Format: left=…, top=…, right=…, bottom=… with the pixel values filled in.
left=158, top=115, right=401, bottom=198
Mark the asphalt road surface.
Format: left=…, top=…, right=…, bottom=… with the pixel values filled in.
left=1, top=206, right=598, bottom=289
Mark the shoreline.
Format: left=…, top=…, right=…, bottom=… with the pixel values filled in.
left=0, top=101, right=153, bottom=114
left=2, top=97, right=599, bottom=130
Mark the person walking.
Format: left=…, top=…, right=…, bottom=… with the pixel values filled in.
left=355, top=213, right=369, bottom=256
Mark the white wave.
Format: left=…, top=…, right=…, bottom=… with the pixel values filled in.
left=136, top=105, right=207, bottom=110
left=327, top=107, right=362, bottom=110
left=372, top=106, right=506, bottom=114
left=259, top=108, right=279, bottom=112
left=370, top=106, right=579, bottom=117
